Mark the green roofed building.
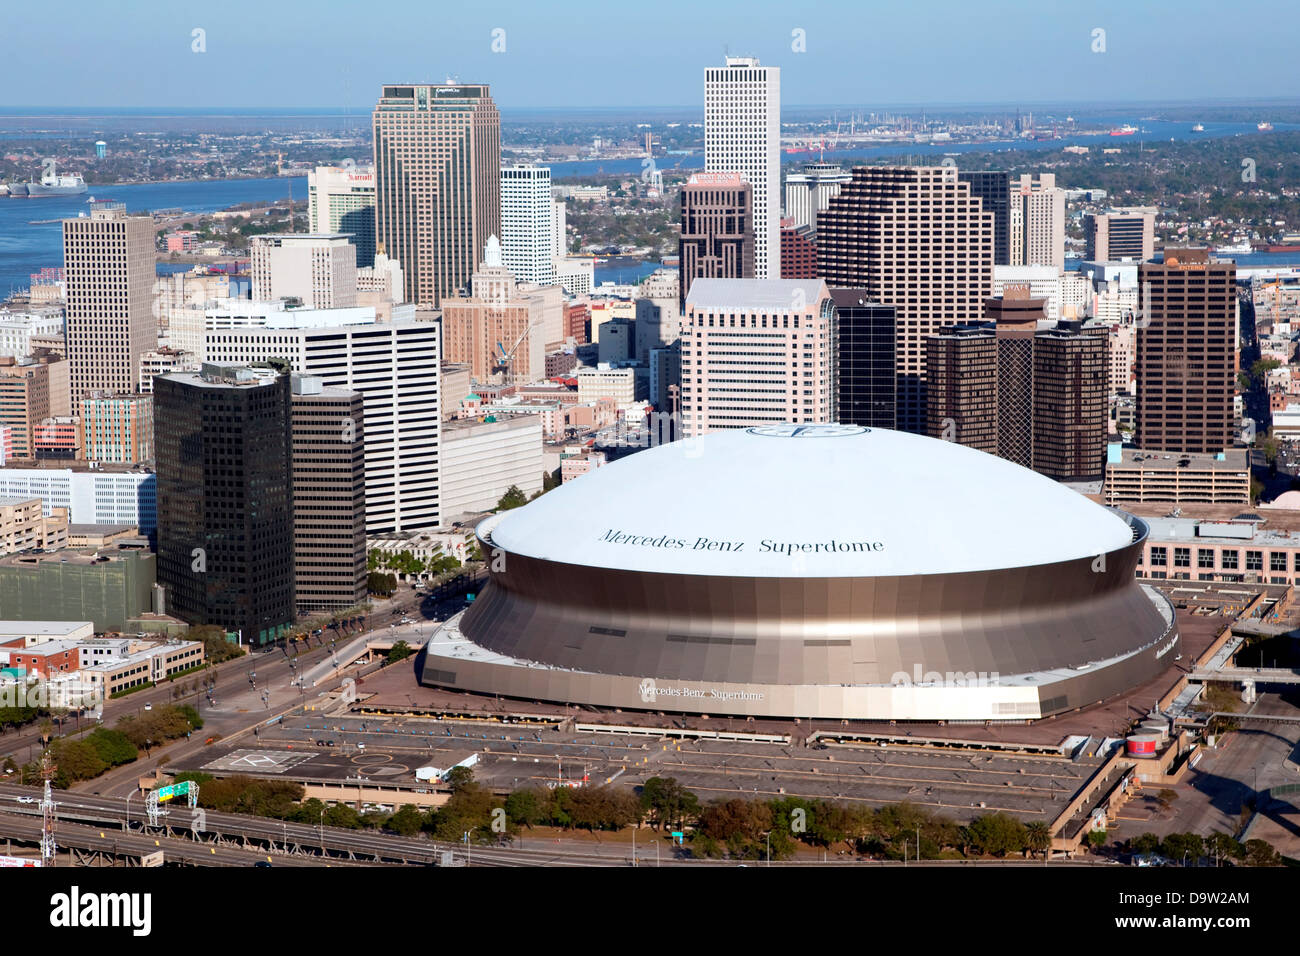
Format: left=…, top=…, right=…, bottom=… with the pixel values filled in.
left=0, top=549, right=155, bottom=632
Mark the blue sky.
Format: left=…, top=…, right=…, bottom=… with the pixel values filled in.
left=2, top=0, right=1297, bottom=110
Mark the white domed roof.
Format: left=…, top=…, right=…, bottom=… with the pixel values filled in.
left=486, top=425, right=1134, bottom=578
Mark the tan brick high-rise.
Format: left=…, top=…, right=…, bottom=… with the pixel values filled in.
left=373, top=84, right=501, bottom=307
left=62, top=203, right=156, bottom=403
left=817, top=166, right=992, bottom=433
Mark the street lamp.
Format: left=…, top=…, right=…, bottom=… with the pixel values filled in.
left=464, top=827, right=478, bottom=866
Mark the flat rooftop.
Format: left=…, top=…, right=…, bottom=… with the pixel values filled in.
left=0, top=621, right=92, bottom=638
left=1113, top=449, right=1250, bottom=471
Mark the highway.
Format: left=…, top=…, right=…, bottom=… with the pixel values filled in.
left=0, top=811, right=341, bottom=867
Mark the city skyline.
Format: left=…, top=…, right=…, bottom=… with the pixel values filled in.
left=5, top=0, right=1300, bottom=110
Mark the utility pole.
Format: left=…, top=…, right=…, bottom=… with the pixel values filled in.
left=40, top=750, right=57, bottom=867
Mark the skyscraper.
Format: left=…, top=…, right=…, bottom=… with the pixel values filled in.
left=817, top=166, right=993, bottom=433
left=250, top=234, right=358, bottom=309
left=926, top=326, right=999, bottom=454
left=308, top=165, right=377, bottom=268
left=202, top=318, right=442, bottom=534
left=681, top=279, right=836, bottom=436
left=62, top=203, right=156, bottom=403
left=290, top=376, right=367, bottom=613
left=784, top=162, right=852, bottom=232
left=155, top=365, right=295, bottom=646
left=1032, top=327, right=1109, bottom=481
left=831, top=290, right=896, bottom=429
left=1086, top=208, right=1157, bottom=262
left=1012, top=173, right=1065, bottom=269
left=373, top=83, right=501, bottom=307
left=679, top=172, right=754, bottom=307
left=1136, top=248, right=1237, bottom=454
left=500, top=165, right=555, bottom=286
left=705, top=57, right=779, bottom=279
left=958, top=170, right=1012, bottom=266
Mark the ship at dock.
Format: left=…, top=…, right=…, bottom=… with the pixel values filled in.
left=26, top=162, right=88, bottom=198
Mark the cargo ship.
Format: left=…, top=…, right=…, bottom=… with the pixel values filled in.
left=25, top=163, right=87, bottom=198
left=1108, top=125, right=1138, bottom=136
left=1258, top=121, right=1275, bottom=132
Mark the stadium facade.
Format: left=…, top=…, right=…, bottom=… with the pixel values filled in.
left=419, top=425, right=1176, bottom=721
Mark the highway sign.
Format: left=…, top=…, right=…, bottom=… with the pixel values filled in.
left=156, top=780, right=192, bottom=802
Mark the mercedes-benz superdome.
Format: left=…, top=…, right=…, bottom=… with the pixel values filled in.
left=419, top=424, right=1177, bottom=721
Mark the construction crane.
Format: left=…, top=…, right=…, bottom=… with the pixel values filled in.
left=492, top=324, right=534, bottom=386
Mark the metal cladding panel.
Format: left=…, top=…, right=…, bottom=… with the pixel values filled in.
left=459, top=519, right=1167, bottom=692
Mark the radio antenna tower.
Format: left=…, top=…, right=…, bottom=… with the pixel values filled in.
left=40, top=750, right=57, bottom=866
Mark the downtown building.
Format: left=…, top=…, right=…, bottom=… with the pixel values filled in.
left=1135, top=248, right=1237, bottom=454
left=250, top=234, right=358, bottom=310
left=924, top=290, right=1109, bottom=482
left=500, top=165, right=556, bottom=286
left=817, top=166, right=993, bottom=433
left=62, top=203, right=157, bottom=403
left=1086, top=207, right=1157, bottom=262
left=154, top=365, right=295, bottom=645
left=373, top=83, right=501, bottom=307
left=957, top=170, right=1012, bottom=266
left=1011, top=173, right=1065, bottom=269
left=680, top=278, right=837, bottom=436
left=290, top=376, right=367, bottom=613
left=831, top=290, right=896, bottom=429
left=202, top=314, right=442, bottom=534
left=442, top=237, right=565, bottom=385
left=783, top=161, right=852, bottom=232
left=307, top=165, right=377, bottom=268
left=704, top=57, right=779, bottom=279
left=679, top=172, right=754, bottom=308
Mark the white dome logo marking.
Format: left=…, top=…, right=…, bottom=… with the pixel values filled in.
left=747, top=424, right=867, bottom=438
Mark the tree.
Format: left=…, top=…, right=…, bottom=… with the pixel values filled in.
left=496, top=485, right=529, bottom=511
left=1025, top=821, right=1053, bottom=859
left=52, top=739, right=107, bottom=784
left=1087, top=828, right=1108, bottom=851
left=505, top=788, right=547, bottom=827
left=367, top=571, right=397, bottom=596
left=1129, top=832, right=1161, bottom=856
left=965, top=813, right=1028, bottom=858
left=324, top=803, right=362, bottom=829
left=1244, top=839, right=1281, bottom=867
left=640, top=777, right=700, bottom=830
left=444, top=765, right=475, bottom=792
left=1206, top=831, right=1243, bottom=863
left=1162, top=831, right=1205, bottom=864
left=386, top=641, right=413, bottom=665
left=386, top=804, right=424, bottom=837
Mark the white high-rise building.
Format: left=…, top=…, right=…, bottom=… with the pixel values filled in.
left=783, top=162, right=852, bottom=232
left=307, top=165, right=377, bottom=268
left=1011, top=173, right=1065, bottom=269
left=203, top=318, right=442, bottom=533
left=250, top=234, right=358, bottom=310
left=0, top=468, right=156, bottom=532
left=551, top=199, right=567, bottom=260
left=705, top=56, right=780, bottom=279
left=500, top=166, right=555, bottom=286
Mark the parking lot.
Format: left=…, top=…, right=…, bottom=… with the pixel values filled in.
left=190, top=712, right=1105, bottom=823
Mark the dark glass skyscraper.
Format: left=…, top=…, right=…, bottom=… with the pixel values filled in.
left=958, top=170, right=1012, bottom=266
left=831, top=290, right=895, bottom=429
left=155, top=365, right=295, bottom=645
